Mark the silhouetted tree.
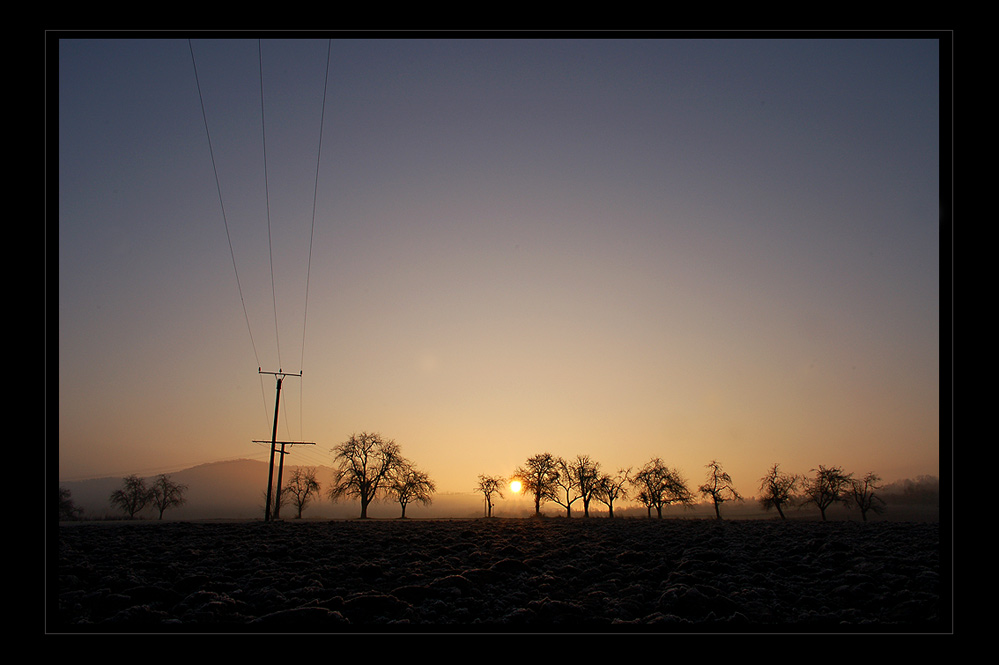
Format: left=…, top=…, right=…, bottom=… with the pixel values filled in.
left=475, top=474, right=505, bottom=517
left=551, top=456, right=584, bottom=517
left=150, top=474, right=187, bottom=520
left=327, top=432, right=406, bottom=518
left=109, top=474, right=153, bottom=519
left=388, top=464, right=436, bottom=518
left=566, top=455, right=601, bottom=517
left=850, top=471, right=886, bottom=521
left=594, top=467, right=630, bottom=518
left=513, top=452, right=561, bottom=516
left=698, top=460, right=743, bottom=519
left=59, top=486, right=83, bottom=521
left=758, top=463, right=800, bottom=519
left=802, top=465, right=852, bottom=520
left=283, top=466, right=322, bottom=518
left=631, top=458, right=693, bottom=518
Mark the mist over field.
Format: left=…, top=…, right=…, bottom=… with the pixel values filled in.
left=55, top=456, right=945, bottom=631
left=58, top=459, right=940, bottom=522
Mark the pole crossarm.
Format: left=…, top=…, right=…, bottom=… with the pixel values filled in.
left=253, top=440, right=317, bottom=454
left=252, top=441, right=316, bottom=445
left=258, top=367, right=303, bottom=378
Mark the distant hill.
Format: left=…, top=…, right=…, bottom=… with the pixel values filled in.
left=58, top=459, right=489, bottom=521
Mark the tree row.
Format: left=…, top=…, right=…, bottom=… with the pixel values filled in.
left=61, top=432, right=887, bottom=522
left=478, top=455, right=887, bottom=521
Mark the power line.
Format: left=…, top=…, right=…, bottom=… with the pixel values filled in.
left=191, top=40, right=332, bottom=500
left=258, top=39, right=283, bottom=370
left=188, top=39, right=262, bottom=369
left=301, top=39, right=331, bottom=373
left=299, top=38, right=333, bottom=439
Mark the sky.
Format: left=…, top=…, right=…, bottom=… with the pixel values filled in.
left=54, top=35, right=944, bottom=502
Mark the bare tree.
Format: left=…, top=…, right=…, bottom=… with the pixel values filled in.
left=802, top=465, right=852, bottom=521
left=109, top=474, right=153, bottom=519
left=512, top=452, right=561, bottom=516
left=283, top=466, right=322, bottom=518
left=59, top=486, right=84, bottom=521
left=594, top=467, right=630, bottom=518
left=388, top=464, right=436, bottom=518
left=551, top=456, right=584, bottom=517
left=850, top=471, right=886, bottom=522
left=475, top=475, right=505, bottom=517
left=327, top=432, right=405, bottom=518
left=567, top=455, right=602, bottom=517
left=150, top=474, right=188, bottom=520
left=553, top=457, right=593, bottom=517
left=698, top=460, right=743, bottom=519
left=631, top=458, right=694, bottom=518
left=667, top=468, right=696, bottom=513
left=758, top=463, right=800, bottom=520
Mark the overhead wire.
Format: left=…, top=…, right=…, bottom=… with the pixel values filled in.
left=299, top=38, right=334, bottom=440
left=258, top=39, right=283, bottom=371
left=192, top=39, right=332, bottom=448
left=188, top=39, right=262, bottom=371
left=190, top=39, right=272, bottom=431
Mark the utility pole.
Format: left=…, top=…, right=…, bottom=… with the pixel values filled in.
left=258, top=367, right=305, bottom=522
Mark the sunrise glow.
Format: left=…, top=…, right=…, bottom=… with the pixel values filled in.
left=56, top=37, right=942, bottom=513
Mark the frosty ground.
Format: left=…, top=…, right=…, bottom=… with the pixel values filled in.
left=53, top=517, right=944, bottom=632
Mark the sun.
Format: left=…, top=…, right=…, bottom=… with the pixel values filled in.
left=510, top=480, right=522, bottom=494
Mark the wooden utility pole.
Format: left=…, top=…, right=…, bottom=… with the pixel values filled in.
left=258, top=368, right=306, bottom=522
